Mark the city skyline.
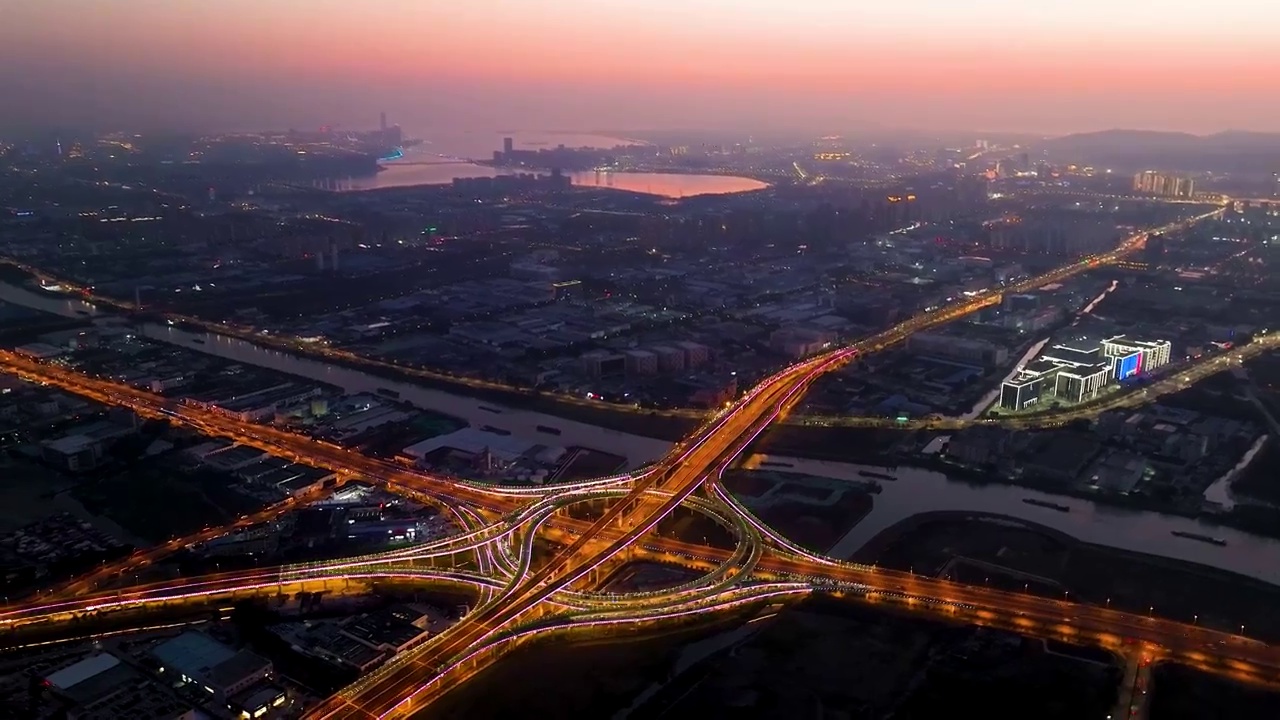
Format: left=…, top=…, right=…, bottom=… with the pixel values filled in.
left=4, top=5, right=1280, bottom=719
left=3, top=0, right=1278, bottom=135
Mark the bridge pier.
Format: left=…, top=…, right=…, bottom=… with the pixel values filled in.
left=1111, top=646, right=1155, bottom=720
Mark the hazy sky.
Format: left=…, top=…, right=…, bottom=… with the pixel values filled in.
left=3, top=0, right=1277, bottom=136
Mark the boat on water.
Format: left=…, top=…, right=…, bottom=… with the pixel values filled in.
left=1171, top=530, right=1227, bottom=546
left=859, top=470, right=896, bottom=481
left=1022, top=498, right=1070, bottom=512
left=191, top=338, right=206, bottom=345
left=376, top=387, right=400, bottom=400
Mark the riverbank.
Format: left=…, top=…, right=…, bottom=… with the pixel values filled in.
left=851, top=510, right=1280, bottom=642
left=910, top=452, right=1280, bottom=543
left=0, top=270, right=705, bottom=437
left=750, top=455, right=1280, bottom=586
left=9, top=274, right=1280, bottom=569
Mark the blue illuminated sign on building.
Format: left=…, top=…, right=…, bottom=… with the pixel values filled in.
left=1116, top=352, right=1140, bottom=381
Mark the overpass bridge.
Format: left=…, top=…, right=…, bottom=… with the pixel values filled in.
left=3, top=207, right=1270, bottom=717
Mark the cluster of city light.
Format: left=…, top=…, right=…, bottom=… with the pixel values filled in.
left=4, top=206, right=1275, bottom=718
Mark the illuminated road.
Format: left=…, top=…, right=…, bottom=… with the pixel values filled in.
left=0, top=205, right=1223, bottom=430
left=0, top=258, right=704, bottom=421
left=5, top=207, right=1268, bottom=717
left=798, top=331, right=1279, bottom=429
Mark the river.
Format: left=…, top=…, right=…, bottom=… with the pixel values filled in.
left=751, top=455, right=1280, bottom=586
left=6, top=281, right=1280, bottom=583
left=0, top=282, right=672, bottom=469
left=139, top=323, right=674, bottom=468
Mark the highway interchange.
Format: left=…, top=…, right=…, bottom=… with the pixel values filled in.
left=4, top=205, right=1279, bottom=717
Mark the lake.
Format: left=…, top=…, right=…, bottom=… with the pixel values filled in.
left=339, top=165, right=768, bottom=198
left=325, top=128, right=768, bottom=198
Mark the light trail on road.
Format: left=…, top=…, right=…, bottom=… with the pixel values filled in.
left=4, top=207, right=1266, bottom=717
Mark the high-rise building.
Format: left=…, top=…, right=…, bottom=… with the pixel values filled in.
left=1133, top=170, right=1195, bottom=199
left=380, top=112, right=387, bottom=132
left=503, top=137, right=514, bottom=156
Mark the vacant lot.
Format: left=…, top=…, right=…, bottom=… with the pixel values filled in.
left=73, top=465, right=265, bottom=543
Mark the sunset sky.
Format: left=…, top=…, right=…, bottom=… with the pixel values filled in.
left=3, top=1, right=1276, bottom=135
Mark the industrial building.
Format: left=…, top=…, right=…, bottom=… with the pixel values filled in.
left=45, top=653, right=195, bottom=720
left=40, top=419, right=137, bottom=472
left=151, top=632, right=275, bottom=709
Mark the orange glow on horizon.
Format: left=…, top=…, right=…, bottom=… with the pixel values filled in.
left=3, top=1, right=1278, bottom=133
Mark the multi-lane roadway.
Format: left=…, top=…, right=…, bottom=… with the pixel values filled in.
left=800, top=331, right=1278, bottom=429
left=4, top=206, right=1271, bottom=717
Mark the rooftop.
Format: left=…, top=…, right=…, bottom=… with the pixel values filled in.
left=402, top=427, right=561, bottom=464
left=152, top=631, right=235, bottom=679
left=46, top=653, right=121, bottom=691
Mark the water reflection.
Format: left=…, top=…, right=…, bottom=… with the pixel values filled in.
left=757, top=456, right=1280, bottom=585
left=5, top=280, right=1280, bottom=584
left=325, top=129, right=765, bottom=197
left=336, top=164, right=767, bottom=198
left=566, top=171, right=767, bottom=197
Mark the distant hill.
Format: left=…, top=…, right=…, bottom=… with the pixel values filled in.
left=1037, top=130, right=1280, bottom=174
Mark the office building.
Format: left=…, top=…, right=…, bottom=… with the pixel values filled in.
left=1041, top=336, right=1102, bottom=366
left=998, top=334, right=1171, bottom=410
left=998, top=357, right=1074, bottom=411
left=1053, top=361, right=1111, bottom=403
left=1108, top=346, right=1143, bottom=381
left=1102, top=335, right=1172, bottom=377
left=999, top=372, right=1044, bottom=411
left=1039, top=337, right=1110, bottom=403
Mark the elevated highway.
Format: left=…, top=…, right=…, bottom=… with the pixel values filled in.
left=2, top=207, right=1264, bottom=717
